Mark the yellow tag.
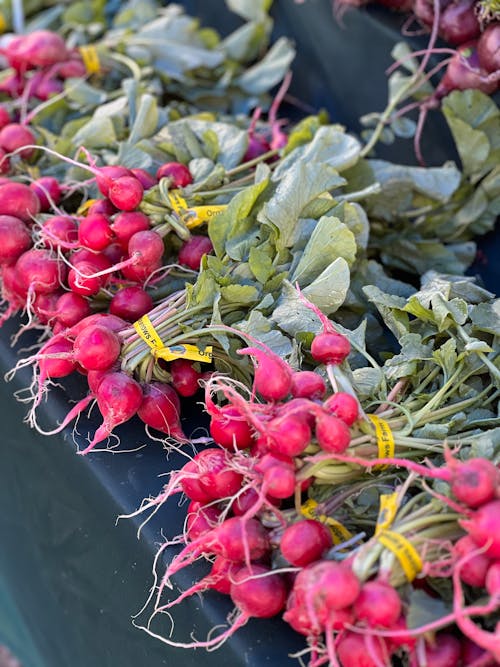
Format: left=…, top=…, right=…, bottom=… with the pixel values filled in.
left=375, top=492, right=399, bottom=536
left=77, top=198, right=99, bottom=215
left=155, top=343, right=213, bottom=363
left=378, top=530, right=423, bottom=582
left=186, top=205, right=227, bottom=228
left=168, top=189, right=188, bottom=214
left=367, top=414, right=395, bottom=469
left=79, top=45, right=101, bottom=75
left=0, top=13, right=7, bottom=33
left=133, top=315, right=163, bottom=351
left=300, top=499, right=353, bottom=546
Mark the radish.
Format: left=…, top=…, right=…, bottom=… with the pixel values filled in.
left=237, top=346, right=293, bottom=401
left=68, top=261, right=105, bottom=297
left=156, top=162, right=192, bottom=187
left=109, top=286, right=153, bottom=322
left=78, top=372, right=143, bottom=455
left=178, top=235, right=214, bottom=270
left=108, top=175, right=143, bottom=211
left=230, top=564, right=287, bottom=618
left=454, top=535, right=491, bottom=588
left=315, top=410, right=352, bottom=453
left=78, top=214, right=114, bottom=251
left=209, top=405, right=254, bottom=450
left=180, top=459, right=215, bottom=503
left=38, top=338, right=77, bottom=381
left=486, top=562, right=500, bottom=597
left=30, top=177, right=62, bottom=212
left=414, top=0, right=480, bottom=45
left=120, top=229, right=165, bottom=282
left=290, top=370, right=326, bottom=400
left=31, top=291, right=62, bottom=325
left=0, top=107, right=10, bottom=129
left=477, top=23, right=500, bottom=73
left=95, top=166, right=132, bottom=197
left=183, top=448, right=243, bottom=501
left=68, top=313, right=127, bottom=338
left=130, top=168, right=157, bottom=190
left=15, top=30, right=69, bottom=67
left=186, top=501, right=222, bottom=541
left=0, top=215, right=31, bottom=265
left=0, top=123, right=37, bottom=160
left=293, top=560, right=361, bottom=612
left=15, top=248, right=65, bottom=295
left=230, top=488, right=261, bottom=516
left=169, top=359, right=203, bottom=397
left=70, top=249, right=112, bottom=271
left=436, top=42, right=500, bottom=98
left=0, top=182, right=40, bottom=222
left=409, top=633, right=461, bottom=667
left=111, top=211, right=150, bottom=249
left=280, top=519, right=332, bottom=566
left=337, top=632, right=390, bottom=667
left=136, top=381, right=185, bottom=439
left=263, top=465, right=296, bottom=499
left=40, top=216, right=78, bottom=250
left=33, top=77, right=64, bottom=102
left=0, top=148, right=10, bottom=174
left=265, top=413, right=312, bottom=457
left=87, top=199, right=116, bottom=217
left=72, top=324, right=121, bottom=371
left=324, top=392, right=359, bottom=426
left=460, top=500, right=500, bottom=559
left=353, top=580, right=402, bottom=628
left=311, top=331, right=351, bottom=365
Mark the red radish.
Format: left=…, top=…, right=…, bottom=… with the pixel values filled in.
left=30, top=177, right=61, bottom=211
left=137, top=382, right=185, bottom=440
left=78, top=213, right=114, bottom=251
left=119, top=229, right=165, bottom=282
left=180, top=459, right=215, bottom=503
left=255, top=452, right=295, bottom=474
left=460, top=637, right=489, bottom=664
left=485, top=562, right=500, bottom=597
left=409, top=633, right=461, bottom=667
left=265, top=413, right=312, bottom=457
left=86, top=199, right=116, bottom=217
left=196, top=449, right=244, bottom=500
left=108, top=176, right=143, bottom=211
left=15, top=248, right=65, bottom=295
left=353, top=580, right=402, bottom=628
left=33, top=77, right=64, bottom=101
left=293, top=560, right=361, bottom=611
left=276, top=397, right=317, bottom=428
left=387, top=615, right=417, bottom=650
left=72, top=325, right=121, bottom=371
left=263, top=465, right=296, bottom=499
left=237, top=346, right=293, bottom=401
left=70, top=249, right=112, bottom=272
left=178, top=235, right=214, bottom=270
left=130, top=168, right=157, bottom=190
left=32, top=291, right=62, bottom=325
left=38, top=337, right=77, bottom=380
left=109, top=286, right=153, bottom=322
left=40, top=215, right=78, bottom=249
left=68, top=312, right=127, bottom=338
left=0, top=215, right=31, bottom=265
left=186, top=501, right=222, bottom=541
left=0, top=72, right=24, bottom=96
left=87, top=368, right=115, bottom=394
left=454, top=535, right=491, bottom=588
left=230, top=488, right=260, bottom=516
left=414, top=0, right=480, bottom=45
left=243, top=134, right=271, bottom=162
left=315, top=411, right=351, bottom=453
left=202, top=516, right=270, bottom=562
left=283, top=595, right=319, bottom=637
left=0, top=107, right=10, bottom=129
left=290, top=371, right=326, bottom=400
left=156, top=162, right=192, bottom=187
left=460, top=500, right=500, bottom=558
left=337, top=632, right=389, bottom=667
left=0, top=182, right=40, bottom=222
left=79, top=372, right=143, bottom=455
left=57, top=57, right=87, bottom=78
left=280, top=519, right=332, bottom=566
left=311, top=331, right=351, bottom=365
left=477, top=23, right=500, bottom=74
left=111, top=211, right=150, bottom=249
left=102, top=242, right=124, bottom=265
left=95, top=166, right=132, bottom=197
left=170, top=359, right=203, bottom=397
left=15, top=30, right=69, bottom=67
left=0, top=148, right=10, bottom=174
left=230, top=564, right=287, bottom=618
left=209, top=405, right=254, bottom=450
left=0, top=123, right=37, bottom=160
left=324, top=392, right=359, bottom=426
left=436, top=42, right=499, bottom=98
left=68, top=262, right=104, bottom=297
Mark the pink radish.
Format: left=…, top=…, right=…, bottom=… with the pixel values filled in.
left=111, top=211, right=150, bottom=249
left=324, top=392, right=359, bottom=425
left=72, top=324, right=121, bottom=371
left=454, top=535, right=491, bottom=588
left=29, top=176, right=61, bottom=211
left=315, top=410, right=352, bottom=453
left=280, top=519, right=332, bottom=566
left=265, top=413, right=312, bottom=457
left=237, top=346, right=293, bottom=401
left=156, top=162, right=192, bottom=187
left=15, top=248, right=65, bottom=295
left=477, top=23, right=500, bottom=74
left=108, top=176, right=143, bottom=211
left=409, top=633, right=461, bottom=667
left=130, top=168, right=157, bottom=190
left=0, top=123, right=37, bottom=160
left=337, top=632, right=390, bottom=667
left=230, top=564, right=287, bottom=618
left=109, top=286, right=153, bottom=322
left=460, top=500, right=500, bottom=559
left=0, top=182, right=40, bottom=221
left=78, top=214, right=114, bottom=251
left=290, top=370, right=326, bottom=400
left=55, top=293, right=91, bottom=329
left=170, top=359, right=203, bottom=397
left=209, top=405, right=254, bottom=450
left=186, top=501, right=222, bottom=541
left=353, top=580, right=402, bottom=628
left=178, top=235, right=214, bottom=270
left=40, top=215, right=78, bottom=250
left=137, top=382, right=185, bottom=440
left=0, top=215, right=31, bottom=265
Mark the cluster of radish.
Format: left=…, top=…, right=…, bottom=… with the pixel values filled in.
left=127, top=318, right=500, bottom=667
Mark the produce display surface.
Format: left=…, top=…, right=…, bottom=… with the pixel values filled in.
left=0, top=1, right=499, bottom=666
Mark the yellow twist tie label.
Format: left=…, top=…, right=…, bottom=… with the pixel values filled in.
left=77, top=198, right=99, bottom=215
left=0, top=13, right=7, bottom=33
left=367, top=414, right=395, bottom=469
left=79, top=45, right=101, bottom=74
left=155, top=343, right=213, bottom=363
left=300, top=499, right=353, bottom=546
left=134, top=315, right=164, bottom=351
left=168, top=190, right=226, bottom=228
left=375, top=492, right=399, bottom=536
left=378, top=530, right=423, bottom=582
left=134, top=316, right=213, bottom=363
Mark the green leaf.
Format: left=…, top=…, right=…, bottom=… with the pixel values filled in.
left=407, top=589, right=453, bottom=630
left=236, top=311, right=293, bottom=359
left=363, top=285, right=410, bottom=340
left=260, top=163, right=345, bottom=249
left=226, top=0, right=272, bottom=21
left=248, top=246, right=274, bottom=284
left=236, top=37, right=295, bottom=95
left=128, top=93, right=159, bottom=145
left=220, top=284, right=260, bottom=306
left=271, top=280, right=323, bottom=337
left=291, top=216, right=357, bottom=286
left=470, top=300, right=500, bottom=336
left=72, top=116, right=117, bottom=149
left=301, top=257, right=351, bottom=315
